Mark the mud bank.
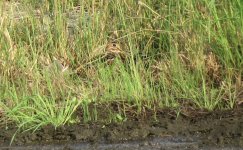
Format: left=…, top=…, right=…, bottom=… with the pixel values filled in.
left=0, top=107, right=243, bottom=149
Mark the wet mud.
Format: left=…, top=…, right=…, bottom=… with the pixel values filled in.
left=0, top=106, right=243, bottom=149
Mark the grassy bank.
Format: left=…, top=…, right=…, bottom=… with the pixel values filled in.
left=0, top=0, right=242, bottom=130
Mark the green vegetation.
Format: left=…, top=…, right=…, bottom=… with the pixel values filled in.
left=0, top=0, right=242, bottom=130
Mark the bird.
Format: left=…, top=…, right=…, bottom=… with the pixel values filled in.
left=104, top=41, right=128, bottom=64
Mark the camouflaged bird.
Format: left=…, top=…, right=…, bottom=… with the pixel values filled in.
left=103, top=31, right=129, bottom=64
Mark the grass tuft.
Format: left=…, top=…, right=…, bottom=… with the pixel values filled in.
left=0, top=0, right=242, bottom=130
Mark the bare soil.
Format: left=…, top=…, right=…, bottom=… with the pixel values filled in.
left=0, top=105, right=243, bottom=149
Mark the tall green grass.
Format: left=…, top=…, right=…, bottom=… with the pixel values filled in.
left=0, top=0, right=242, bottom=130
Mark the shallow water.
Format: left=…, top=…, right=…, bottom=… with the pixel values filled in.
left=0, top=137, right=241, bottom=150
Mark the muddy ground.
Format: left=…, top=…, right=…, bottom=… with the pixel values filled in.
left=0, top=105, right=243, bottom=149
